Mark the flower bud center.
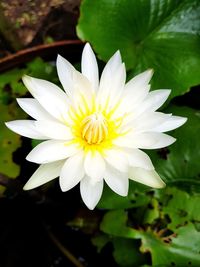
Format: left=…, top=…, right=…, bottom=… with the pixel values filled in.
left=81, top=113, right=108, bottom=144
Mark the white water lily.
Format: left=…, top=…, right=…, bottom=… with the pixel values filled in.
left=6, top=43, right=187, bottom=209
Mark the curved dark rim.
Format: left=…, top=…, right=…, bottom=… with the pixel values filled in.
left=0, top=39, right=84, bottom=72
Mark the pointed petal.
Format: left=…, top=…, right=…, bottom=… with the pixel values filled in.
left=98, top=51, right=125, bottom=108
left=59, top=151, right=85, bottom=191
left=35, top=120, right=73, bottom=140
left=5, top=120, right=47, bottom=139
left=81, top=43, right=99, bottom=91
left=84, top=151, right=105, bottom=181
left=109, top=70, right=153, bottom=120
left=56, top=54, right=75, bottom=96
left=104, top=148, right=129, bottom=173
left=80, top=176, right=103, bottom=210
left=129, top=167, right=165, bottom=188
left=114, top=132, right=176, bottom=149
left=17, top=98, right=55, bottom=121
left=124, top=69, right=153, bottom=102
left=104, top=165, right=128, bottom=196
left=125, top=69, right=153, bottom=90
left=126, top=149, right=154, bottom=170
left=130, top=112, right=171, bottom=133
left=26, top=140, right=80, bottom=163
left=103, top=50, right=122, bottom=74
left=153, top=116, right=187, bottom=132
left=132, top=132, right=176, bottom=149
left=23, top=160, right=65, bottom=190
left=142, top=89, right=171, bottom=112
left=110, top=84, right=150, bottom=120
left=72, top=70, right=94, bottom=103
left=22, top=75, right=69, bottom=121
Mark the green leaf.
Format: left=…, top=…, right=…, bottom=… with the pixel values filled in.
left=100, top=186, right=200, bottom=265
left=161, top=187, right=200, bottom=230
left=26, top=58, right=58, bottom=83
left=77, top=0, right=200, bottom=99
left=0, top=58, right=58, bottom=105
left=112, top=238, right=146, bottom=267
left=92, top=234, right=110, bottom=253
left=100, top=210, right=141, bottom=239
left=141, top=223, right=200, bottom=266
left=142, top=198, right=160, bottom=224
left=0, top=68, right=26, bottom=104
left=0, top=102, right=27, bottom=178
left=149, top=106, right=200, bottom=192
left=98, top=181, right=150, bottom=210
left=92, top=235, right=147, bottom=266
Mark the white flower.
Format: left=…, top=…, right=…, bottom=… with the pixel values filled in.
left=6, top=43, right=187, bottom=210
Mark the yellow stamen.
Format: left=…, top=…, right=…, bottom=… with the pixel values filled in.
left=81, top=113, right=108, bottom=144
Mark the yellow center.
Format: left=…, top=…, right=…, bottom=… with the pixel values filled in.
left=81, top=113, right=108, bottom=144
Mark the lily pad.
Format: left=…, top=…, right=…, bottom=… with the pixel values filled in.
left=100, top=197, right=200, bottom=266
left=160, top=187, right=200, bottom=230
left=141, top=223, right=200, bottom=266
left=0, top=102, right=26, bottom=178
left=77, top=0, right=200, bottom=99
left=98, top=182, right=150, bottom=210
left=113, top=238, right=146, bottom=267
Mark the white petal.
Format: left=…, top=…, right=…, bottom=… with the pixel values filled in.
left=80, top=176, right=104, bottom=210
left=72, top=70, right=94, bottom=103
left=126, top=69, right=153, bottom=87
left=104, top=148, right=129, bottom=173
left=126, top=149, right=154, bottom=170
left=114, top=132, right=176, bottom=149
left=104, top=165, right=128, bottom=196
left=110, top=70, right=153, bottom=120
left=132, top=132, right=176, bottom=149
left=26, top=140, right=80, bottom=163
left=98, top=51, right=125, bottom=108
left=56, top=54, right=75, bottom=96
left=59, top=151, right=85, bottom=191
left=104, top=50, right=122, bottom=73
left=119, top=84, right=150, bottom=112
left=84, top=151, right=105, bottom=181
left=5, top=120, right=47, bottom=139
left=23, top=160, right=65, bottom=190
left=81, top=43, right=99, bottom=91
left=130, top=112, right=171, bottom=133
left=142, top=89, right=171, bottom=112
left=35, top=120, right=73, bottom=140
left=153, top=116, right=187, bottom=132
left=129, top=167, right=165, bottom=188
left=99, top=63, right=126, bottom=98
left=22, top=75, right=69, bottom=121
left=124, top=69, right=153, bottom=101
left=17, top=98, right=55, bottom=121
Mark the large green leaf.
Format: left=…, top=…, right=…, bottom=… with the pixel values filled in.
left=112, top=238, right=146, bottom=267
left=0, top=68, right=25, bottom=104
left=98, top=182, right=150, bottom=210
left=100, top=210, right=141, bottom=238
left=26, top=58, right=58, bottom=83
left=92, top=234, right=146, bottom=266
left=0, top=58, right=58, bottom=105
left=100, top=188, right=200, bottom=266
left=77, top=0, right=200, bottom=98
left=140, top=223, right=200, bottom=266
left=0, top=102, right=26, bottom=178
left=149, top=106, right=200, bottom=192
left=161, top=187, right=200, bottom=230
